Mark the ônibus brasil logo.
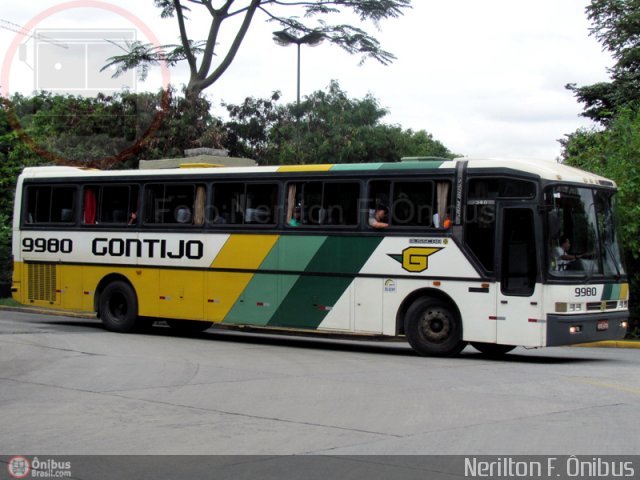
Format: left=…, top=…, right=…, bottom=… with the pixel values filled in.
left=7, top=456, right=30, bottom=479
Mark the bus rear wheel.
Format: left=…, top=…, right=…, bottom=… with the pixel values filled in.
left=404, top=297, right=466, bottom=357
left=99, top=280, right=138, bottom=333
left=471, top=342, right=516, bottom=357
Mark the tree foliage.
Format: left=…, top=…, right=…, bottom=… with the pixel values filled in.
left=561, top=109, right=640, bottom=335
left=563, top=0, right=640, bottom=334
left=103, top=0, right=411, bottom=100
left=224, top=80, right=455, bottom=164
left=0, top=88, right=224, bottom=169
left=567, top=0, right=640, bottom=123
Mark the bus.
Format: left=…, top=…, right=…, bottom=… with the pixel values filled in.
left=11, top=157, right=629, bottom=357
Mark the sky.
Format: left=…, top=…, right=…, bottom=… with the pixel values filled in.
left=0, top=0, right=614, bottom=161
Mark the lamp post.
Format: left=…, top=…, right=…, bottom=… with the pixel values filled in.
left=272, top=30, right=325, bottom=108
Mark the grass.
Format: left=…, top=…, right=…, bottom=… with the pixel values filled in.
left=0, top=297, right=21, bottom=307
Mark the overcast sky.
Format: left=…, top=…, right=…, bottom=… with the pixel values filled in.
left=1, top=0, right=614, bottom=161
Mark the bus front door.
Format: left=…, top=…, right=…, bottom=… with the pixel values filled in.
left=496, top=206, right=544, bottom=347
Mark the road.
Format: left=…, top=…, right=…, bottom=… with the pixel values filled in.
left=1, top=308, right=639, bottom=456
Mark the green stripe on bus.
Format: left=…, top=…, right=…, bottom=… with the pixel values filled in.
left=267, top=276, right=352, bottom=328
left=601, top=284, right=613, bottom=300
left=222, top=273, right=279, bottom=325
left=330, top=161, right=445, bottom=172
left=303, top=236, right=383, bottom=275
left=378, top=161, right=444, bottom=170
left=223, top=236, right=327, bottom=326
left=610, top=283, right=621, bottom=300
left=330, top=163, right=385, bottom=171
left=267, top=236, right=383, bottom=329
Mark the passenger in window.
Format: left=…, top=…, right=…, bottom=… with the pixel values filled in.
left=128, top=212, right=137, bottom=225
left=369, top=205, right=389, bottom=229
left=175, top=207, right=192, bottom=224
left=289, top=206, right=301, bottom=226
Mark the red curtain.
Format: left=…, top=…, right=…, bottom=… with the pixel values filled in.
left=84, top=188, right=97, bottom=224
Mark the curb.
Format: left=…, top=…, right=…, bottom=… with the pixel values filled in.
left=0, top=305, right=96, bottom=319
left=571, top=340, right=640, bottom=349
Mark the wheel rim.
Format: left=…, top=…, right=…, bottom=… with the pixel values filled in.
left=108, top=292, right=128, bottom=323
left=418, top=308, right=452, bottom=344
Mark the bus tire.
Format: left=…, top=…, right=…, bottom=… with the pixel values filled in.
left=404, top=297, right=466, bottom=357
left=99, top=280, right=138, bottom=333
left=167, top=319, right=213, bottom=334
left=471, top=342, right=516, bottom=357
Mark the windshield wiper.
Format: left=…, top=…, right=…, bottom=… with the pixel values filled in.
left=603, top=241, right=622, bottom=280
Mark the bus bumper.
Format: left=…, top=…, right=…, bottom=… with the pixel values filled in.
left=546, top=311, right=629, bottom=346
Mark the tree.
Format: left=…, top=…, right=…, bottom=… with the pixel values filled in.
left=561, top=108, right=640, bottom=336
left=563, top=0, right=640, bottom=335
left=103, top=0, right=411, bottom=101
left=0, top=89, right=226, bottom=169
left=223, top=80, right=455, bottom=164
left=567, top=0, right=640, bottom=123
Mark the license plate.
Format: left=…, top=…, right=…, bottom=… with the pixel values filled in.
left=597, top=320, right=609, bottom=331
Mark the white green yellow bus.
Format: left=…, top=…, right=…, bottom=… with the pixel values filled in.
left=11, top=158, right=629, bottom=356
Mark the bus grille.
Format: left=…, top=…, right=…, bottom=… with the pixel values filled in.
left=586, top=301, right=618, bottom=311
left=27, top=263, right=57, bottom=302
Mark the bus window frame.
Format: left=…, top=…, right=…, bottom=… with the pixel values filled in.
left=22, top=183, right=79, bottom=228
left=82, top=183, right=140, bottom=227
left=142, top=182, right=206, bottom=229
left=209, top=180, right=280, bottom=229
left=364, top=177, right=453, bottom=232
left=284, top=179, right=362, bottom=230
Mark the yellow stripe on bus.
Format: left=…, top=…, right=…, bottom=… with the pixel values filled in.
left=207, top=234, right=279, bottom=322
left=620, top=283, right=629, bottom=300
left=277, top=164, right=333, bottom=172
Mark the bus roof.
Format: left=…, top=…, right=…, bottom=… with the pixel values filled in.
left=18, top=157, right=616, bottom=187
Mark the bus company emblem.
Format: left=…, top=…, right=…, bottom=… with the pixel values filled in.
left=388, top=247, right=443, bottom=273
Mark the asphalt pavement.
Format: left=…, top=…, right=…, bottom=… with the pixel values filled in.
left=1, top=308, right=639, bottom=457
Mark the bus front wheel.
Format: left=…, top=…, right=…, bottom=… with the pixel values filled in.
left=99, top=280, right=138, bottom=333
left=404, top=297, right=466, bottom=357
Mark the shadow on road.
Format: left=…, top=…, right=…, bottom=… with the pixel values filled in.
left=22, top=315, right=611, bottom=365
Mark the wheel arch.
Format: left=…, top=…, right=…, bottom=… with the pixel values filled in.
left=94, top=273, right=137, bottom=317
left=396, top=288, right=462, bottom=336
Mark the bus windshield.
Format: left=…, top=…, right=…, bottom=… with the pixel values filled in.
left=546, top=186, right=625, bottom=278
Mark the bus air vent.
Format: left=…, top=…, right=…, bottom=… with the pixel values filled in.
left=27, top=263, right=57, bottom=302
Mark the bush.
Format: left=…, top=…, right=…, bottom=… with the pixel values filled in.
left=0, top=213, right=12, bottom=295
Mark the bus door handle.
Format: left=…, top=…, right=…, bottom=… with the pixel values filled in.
left=500, top=300, right=508, bottom=305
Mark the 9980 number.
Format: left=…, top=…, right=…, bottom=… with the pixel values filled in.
left=575, top=287, right=597, bottom=297
left=22, top=237, right=73, bottom=254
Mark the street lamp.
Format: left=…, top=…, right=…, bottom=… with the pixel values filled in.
left=272, top=30, right=325, bottom=108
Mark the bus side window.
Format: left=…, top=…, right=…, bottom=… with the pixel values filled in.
left=144, top=184, right=198, bottom=225
left=323, top=182, right=359, bottom=226
left=245, top=184, right=277, bottom=225
left=25, top=185, right=76, bottom=224
left=93, top=185, right=139, bottom=225
left=212, top=183, right=243, bottom=225
left=290, top=181, right=359, bottom=227
left=391, top=181, right=434, bottom=227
